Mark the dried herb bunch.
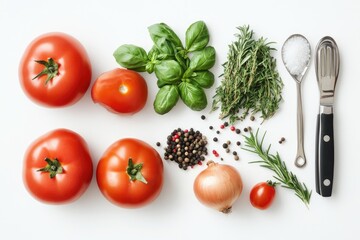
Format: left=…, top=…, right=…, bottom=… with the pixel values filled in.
left=212, top=25, right=283, bottom=124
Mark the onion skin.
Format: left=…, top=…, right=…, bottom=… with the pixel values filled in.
left=193, top=161, right=243, bottom=213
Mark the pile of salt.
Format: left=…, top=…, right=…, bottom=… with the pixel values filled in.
left=282, top=36, right=311, bottom=76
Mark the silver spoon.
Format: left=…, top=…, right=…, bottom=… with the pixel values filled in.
left=281, top=34, right=311, bottom=168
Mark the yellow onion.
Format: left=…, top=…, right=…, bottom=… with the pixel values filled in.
left=193, top=161, right=243, bottom=213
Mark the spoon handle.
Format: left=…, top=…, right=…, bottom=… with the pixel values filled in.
left=295, top=81, right=306, bottom=167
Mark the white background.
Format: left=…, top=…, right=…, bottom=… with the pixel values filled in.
left=1, top=0, right=359, bottom=239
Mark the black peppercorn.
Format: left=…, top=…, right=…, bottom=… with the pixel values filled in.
left=201, top=115, right=206, bottom=120
left=213, top=137, right=218, bottom=142
left=156, top=142, right=161, bottom=147
left=222, top=143, right=228, bottom=149
left=209, top=126, right=213, bottom=130
left=235, top=129, right=241, bottom=134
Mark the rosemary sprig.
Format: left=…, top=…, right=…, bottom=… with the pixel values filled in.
left=212, top=25, right=283, bottom=124
left=242, top=129, right=311, bottom=207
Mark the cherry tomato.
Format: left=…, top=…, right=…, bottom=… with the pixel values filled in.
left=23, top=129, right=93, bottom=204
left=250, top=181, right=276, bottom=210
left=19, top=32, right=92, bottom=107
left=91, top=68, right=148, bottom=114
left=96, top=138, right=163, bottom=208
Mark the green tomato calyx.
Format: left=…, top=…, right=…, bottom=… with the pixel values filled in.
left=126, top=158, right=148, bottom=184
left=37, top=158, right=63, bottom=178
left=32, top=58, right=59, bottom=85
left=266, top=180, right=279, bottom=187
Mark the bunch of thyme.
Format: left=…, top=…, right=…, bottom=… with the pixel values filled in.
left=212, top=25, right=283, bottom=124
left=243, top=129, right=311, bottom=207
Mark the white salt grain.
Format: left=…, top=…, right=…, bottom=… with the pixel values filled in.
left=282, top=36, right=311, bottom=76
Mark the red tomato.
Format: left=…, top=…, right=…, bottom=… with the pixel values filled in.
left=91, top=68, right=148, bottom=114
left=23, top=129, right=93, bottom=204
left=96, top=138, right=163, bottom=208
left=19, top=32, right=92, bottom=107
left=250, top=181, right=276, bottom=210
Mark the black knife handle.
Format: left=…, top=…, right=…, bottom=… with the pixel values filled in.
left=315, top=111, right=334, bottom=197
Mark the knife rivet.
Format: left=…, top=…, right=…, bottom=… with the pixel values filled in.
left=323, top=179, right=331, bottom=186
left=323, top=135, right=330, bottom=142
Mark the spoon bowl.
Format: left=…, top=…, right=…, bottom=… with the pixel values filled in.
left=282, top=34, right=311, bottom=78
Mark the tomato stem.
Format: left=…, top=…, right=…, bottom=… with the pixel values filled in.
left=126, top=158, right=148, bottom=184
left=266, top=180, right=279, bottom=187
left=32, top=58, right=59, bottom=85
left=37, top=158, right=63, bottom=178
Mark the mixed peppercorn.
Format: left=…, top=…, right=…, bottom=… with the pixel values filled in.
left=163, top=128, right=208, bottom=170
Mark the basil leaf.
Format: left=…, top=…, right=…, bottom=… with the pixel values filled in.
left=179, top=82, right=207, bottom=111
left=154, top=37, right=176, bottom=56
left=145, top=46, right=159, bottom=73
left=131, top=66, right=147, bottom=72
left=154, top=60, right=183, bottom=85
left=148, top=46, right=160, bottom=61
left=148, top=45, right=172, bottom=61
left=148, top=23, right=183, bottom=50
left=156, top=79, right=167, bottom=88
left=175, top=51, right=187, bottom=70
left=154, top=85, right=179, bottom=114
left=113, top=44, right=148, bottom=71
left=185, top=21, right=209, bottom=52
left=145, top=63, right=155, bottom=74
left=190, top=71, right=214, bottom=89
left=183, top=68, right=194, bottom=79
left=147, top=46, right=173, bottom=74
left=189, top=46, right=216, bottom=71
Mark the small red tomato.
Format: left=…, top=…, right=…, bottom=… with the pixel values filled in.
left=19, top=32, right=92, bottom=107
left=91, top=68, right=148, bottom=115
left=96, top=138, right=163, bottom=208
left=250, top=181, right=276, bottom=210
left=23, top=129, right=93, bottom=204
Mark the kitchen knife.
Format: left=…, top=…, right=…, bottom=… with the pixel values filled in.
left=315, top=36, right=340, bottom=197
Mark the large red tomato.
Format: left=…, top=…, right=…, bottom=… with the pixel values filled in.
left=96, top=138, right=163, bottom=208
left=23, top=129, right=93, bottom=204
left=91, top=68, right=148, bottom=114
left=19, top=32, right=92, bottom=107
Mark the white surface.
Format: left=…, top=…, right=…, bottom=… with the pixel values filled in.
left=1, top=0, right=359, bottom=239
